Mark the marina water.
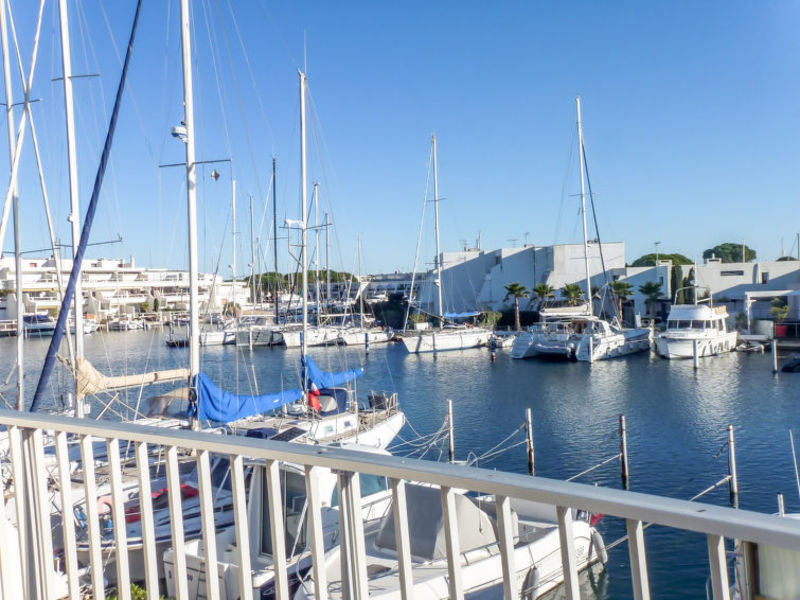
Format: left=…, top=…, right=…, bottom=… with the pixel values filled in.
left=2, top=330, right=798, bottom=599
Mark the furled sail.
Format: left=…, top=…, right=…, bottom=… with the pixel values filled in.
left=303, top=355, right=363, bottom=389
left=191, top=372, right=303, bottom=423
left=62, top=357, right=190, bottom=397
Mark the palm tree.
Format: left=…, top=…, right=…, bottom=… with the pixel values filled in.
left=611, top=280, right=634, bottom=323
left=504, top=282, right=529, bottom=330
left=638, top=281, right=662, bottom=317
left=532, top=283, right=554, bottom=302
left=561, top=283, right=584, bottom=306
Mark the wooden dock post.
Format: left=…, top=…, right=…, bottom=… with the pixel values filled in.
left=728, top=425, right=739, bottom=509
left=620, top=414, right=630, bottom=490
left=525, top=408, right=534, bottom=475
left=772, top=338, right=778, bottom=373
left=447, top=399, right=454, bottom=463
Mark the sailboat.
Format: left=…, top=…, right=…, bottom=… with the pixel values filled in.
left=400, top=135, right=492, bottom=354
left=511, top=98, right=651, bottom=362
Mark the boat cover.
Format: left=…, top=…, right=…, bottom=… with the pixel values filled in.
left=443, top=311, right=480, bottom=319
left=191, top=372, right=303, bottom=422
left=376, top=483, right=497, bottom=560
left=303, top=355, right=363, bottom=389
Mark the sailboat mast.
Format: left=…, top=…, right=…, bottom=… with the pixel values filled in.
left=313, top=182, right=320, bottom=313
left=358, top=234, right=365, bottom=323
left=576, top=97, right=592, bottom=316
left=58, top=0, right=84, bottom=374
left=179, top=0, right=200, bottom=382
left=325, top=212, right=331, bottom=304
left=0, top=0, right=22, bottom=409
left=299, top=71, right=308, bottom=356
left=432, top=134, right=444, bottom=327
left=272, top=157, right=279, bottom=323
left=249, top=194, right=255, bottom=304
left=231, top=178, right=236, bottom=316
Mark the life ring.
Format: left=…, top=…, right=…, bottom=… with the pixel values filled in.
left=97, top=495, right=113, bottom=515
left=521, top=566, right=540, bottom=600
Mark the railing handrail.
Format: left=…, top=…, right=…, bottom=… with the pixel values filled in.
left=2, top=408, right=800, bottom=552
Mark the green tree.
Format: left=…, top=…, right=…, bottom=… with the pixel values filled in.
left=702, top=243, right=756, bottom=263
left=561, top=283, right=584, bottom=306
left=772, top=297, right=789, bottom=323
left=611, top=280, right=634, bottom=323
left=504, top=282, right=529, bottom=331
left=631, top=253, right=693, bottom=267
left=532, top=283, right=554, bottom=303
left=777, top=256, right=799, bottom=262
left=637, top=281, right=662, bottom=316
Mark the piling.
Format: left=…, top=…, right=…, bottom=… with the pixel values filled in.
left=692, top=339, right=699, bottom=369
left=365, top=332, right=370, bottom=355
left=525, top=408, right=534, bottom=475
left=778, top=493, right=786, bottom=516
left=588, top=336, right=594, bottom=364
left=248, top=328, right=253, bottom=351
left=772, top=338, right=778, bottom=373
left=490, top=336, right=497, bottom=362
left=619, top=415, right=630, bottom=490
left=447, top=399, right=454, bottom=463
left=728, top=424, right=739, bottom=509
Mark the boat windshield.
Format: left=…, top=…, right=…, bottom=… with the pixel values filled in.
left=260, top=470, right=307, bottom=558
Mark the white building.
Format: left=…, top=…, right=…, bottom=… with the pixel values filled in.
left=0, top=256, right=249, bottom=320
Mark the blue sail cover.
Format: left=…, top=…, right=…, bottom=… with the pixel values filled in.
left=191, top=372, right=303, bottom=423
left=443, top=311, right=480, bottom=319
left=303, top=355, right=363, bottom=389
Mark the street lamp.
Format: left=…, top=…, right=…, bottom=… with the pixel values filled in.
left=654, top=241, right=661, bottom=265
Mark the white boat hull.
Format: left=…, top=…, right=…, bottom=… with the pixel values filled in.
left=282, top=326, right=340, bottom=348
left=235, top=326, right=280, bottom=347
left=338, top=328, right=392, bottom=345
left=400, top=328, right=491, bottom=353
left=574, top=328, right=653, bottom=362
left=655, top=332, right=738, bottom=359
left=199, top=329, right=236, bottom=346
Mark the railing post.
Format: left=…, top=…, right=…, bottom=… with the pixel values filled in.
left=8, top=425, right=31, bottom=598
left=30, top=428, right=56, bottom=599
left=626, top=519, right=651, bottom=600
left=265, top=459, right=288, bottom=600
left=496, top=495, right=517, bottom=600
left=135, top=441, right=159, bottom=594
left=106, top=438, right=131, bottom=600
left=441, top=486, right=464, bottom=600
left=390, top=478, right=413, bottom=599
left=195, top=450, right=220, bottom=600
left=80, top=434, right=105, bottom=599
left=338, top=471, right=368, bottom=599
left=556, top=506, right=580, bottom=600
left=230, top=454, right=252, bottom=598
left=55, top=431, right=81, bottom=600
left=707, top=534, right=731, bottom=600
left=165, top=445, right=188, bottom=599
left=305, top=465, right=328, bottom=600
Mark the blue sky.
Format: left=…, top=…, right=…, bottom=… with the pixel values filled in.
left=3, top=1, right=800, bottom=276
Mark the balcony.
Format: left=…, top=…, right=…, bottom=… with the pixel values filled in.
left=1, top=409, right=799, bottom=600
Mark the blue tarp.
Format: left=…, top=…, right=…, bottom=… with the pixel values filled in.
left=191, top=372, right=303, bottom=423
left=303, top=355, right=363, bottom=389
left=443, top=311, right=480, bottom=319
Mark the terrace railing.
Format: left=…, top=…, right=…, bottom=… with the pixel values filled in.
left=1, top=409, right=800, bottom=600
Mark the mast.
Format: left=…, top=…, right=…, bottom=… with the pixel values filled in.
left=179, top=0, right=200, bottom=387
left=576, top=97, right=592, bottom=316
left=432, top=134, right=444, bottom=327
left=249, top=194, right=255, bottom=304
left=0, top=0, right=22, bottom=409
left=358, top=234, right=365, bottom=324
left=299, top=70, right=308, bottom=360
left=231, top=178, right=236, bottom=316
left=272, top=157, right=279, bottom=324
left=58, top=0, right=84, bottom=380
left=313, top=182, right=320, bottom=314
left=325, top=212, right=331, bottom=304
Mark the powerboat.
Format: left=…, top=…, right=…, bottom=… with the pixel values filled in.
left=655, top=302, right=737, bottom=359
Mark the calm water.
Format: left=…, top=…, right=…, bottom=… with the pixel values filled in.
left=2, top=330, right=799, bottom=598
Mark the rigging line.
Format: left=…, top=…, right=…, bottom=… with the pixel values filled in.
left=404, top=143, right=433, bottom=330
left=553, top=126, right=577, bottom=246
left=582, top=140, right=610, bottom=290
left=200, top=0, right=233, bottom=161
left=158, top=0, right=175, bottom=163
left=223, top=0, right=275, bottom=152
left=30, top=0, right=144, bottom=412
left=208, top=0, right=264, bottom=203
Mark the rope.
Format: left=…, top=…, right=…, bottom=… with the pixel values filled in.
left=567, top=453, right=621, bottom=482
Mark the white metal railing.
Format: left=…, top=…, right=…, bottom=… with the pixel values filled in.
left=2, top=409, right=800, bottom=600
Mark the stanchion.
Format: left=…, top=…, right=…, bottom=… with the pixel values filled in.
left=447, top=399, right=454, bottom=463
left=728, top=425, right=739, bottom=509
left=525, top=408, right=534, bottom=475
left=619, top=415, right=630, bottom=490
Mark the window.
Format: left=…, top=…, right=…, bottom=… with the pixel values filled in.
left=761, top=272, right=769, bottom=284
left=721, top=270, right=744, bottom=277
left=691, top=320, right=705, bottom=329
